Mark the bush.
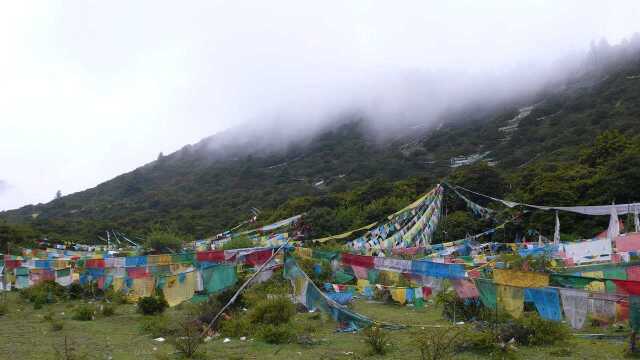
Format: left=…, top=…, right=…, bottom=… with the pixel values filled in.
left=220, top=315, right=251, bottom=338
left=518, top=313, right=570, bottom=346
left=72, top=304, right=95, bottom=321
left=51, top=318, right=65, bottom=331
left=249, top=296, right=295, bottom=326
left=66, top=282, right=104, bottom=301
left=413, top=326, right=466, bottom=360
left=145, top=228, right=184, bottom=252
left=101, top=303, right=116, bottom=317
left=53, top=336, right=88, bottom=360
left=256, top=324, right=295, bottom=344
left=435, top=284, right=487, bottom=322
left=21, top=280, right=66, bottom=306
left=363, top=325, right=390, bottom=355
left=67, top=283, right=84, bottom=300
left=173, top=319, right=203, bottom=358
left=244, top=273, right=289, bottom=306
left=139, top=316, right=178, bottom=338
left=192, top=295, right=223, bottom=326
left=459, top=327, right=520, bottom=359
left=105, top=288, right=129, bottom=304
left=137, top=296, right=168, bottom=315
left=0, top=300, right=7, bottom=316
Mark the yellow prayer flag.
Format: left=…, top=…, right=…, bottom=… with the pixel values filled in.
left=357, top=279, right=370, bottom=293
left=391, top=288, right=407, bottom=305
left=497, top=285, right=524, bottom=319
left=493, top=269, right=549, bottom=288
left=162, top=272, right=197, bottom=307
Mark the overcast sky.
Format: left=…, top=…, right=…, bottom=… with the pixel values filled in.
left=1, top=1, right=639, bottom=211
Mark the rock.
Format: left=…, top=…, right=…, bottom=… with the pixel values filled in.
left=240, top=336, right=246, bottom=341
left=223, top=338, right=231, bottom=343
left=153, top=337, right=165, bottom=342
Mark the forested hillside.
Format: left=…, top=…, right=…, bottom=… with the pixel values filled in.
left=2, top=38, right=640, bottom=246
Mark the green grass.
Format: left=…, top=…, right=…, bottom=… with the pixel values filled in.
left=0, top=292, right=631, bottom=359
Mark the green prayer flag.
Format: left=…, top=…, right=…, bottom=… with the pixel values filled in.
left=549, top=274, right=597, bottom=289
left=312, top=249, right=338, bottom=262
left=367, top=269, right=379, bottom=284
left=475, top=278, right=497, bottom=310
left=201, top=265, right=237, bottom=294
left=334, top=270, right=354, bottom=284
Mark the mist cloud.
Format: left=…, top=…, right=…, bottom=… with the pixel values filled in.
left=1, top=1, right=639, bottom=210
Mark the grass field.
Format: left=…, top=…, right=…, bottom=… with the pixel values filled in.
left=0, top=291, right=631, bottom=360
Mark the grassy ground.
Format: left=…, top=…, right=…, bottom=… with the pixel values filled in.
left=0, top=291, right=631, bottom=360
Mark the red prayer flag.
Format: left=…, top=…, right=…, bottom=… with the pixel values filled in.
left=422, top=287, right=433, bottom=299
left=86, top=259, right=105, bottom=268
left=127, top=267, right=149, bottom=279
left=627, top=266, right=640, bottom=281
left=5, top=259, right=21, bottom=270
left=341, top=253, right=375, bottom=268
left=612, top=279, right=640, bottom=295
left=245, top=249, right=273, bottom=266
left=196, top=250, right=225, bottom=262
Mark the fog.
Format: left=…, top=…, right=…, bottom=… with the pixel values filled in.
left=1, top=1, right=639, bottom=210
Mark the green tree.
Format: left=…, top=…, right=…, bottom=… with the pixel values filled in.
left=144, top=228, right=184, bottom=252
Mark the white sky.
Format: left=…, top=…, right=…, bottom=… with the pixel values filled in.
left=1, top=1, right=639, bottom=211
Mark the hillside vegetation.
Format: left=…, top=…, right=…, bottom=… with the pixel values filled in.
left=1, top=37, right=640, bottom=246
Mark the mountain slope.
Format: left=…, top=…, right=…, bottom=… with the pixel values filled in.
left=2, top=39, right=640, bottom=243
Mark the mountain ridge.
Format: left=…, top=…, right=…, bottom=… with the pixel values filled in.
left=2, top=38, right=640, bottom=243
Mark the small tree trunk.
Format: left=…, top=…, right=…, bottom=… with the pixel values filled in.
left=631, top=331, right=637, bottom=354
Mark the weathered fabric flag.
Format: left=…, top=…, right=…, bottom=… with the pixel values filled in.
left=475, top=278, right=497, bottom=310
left=525, top=288, right=562, bottom=321
left=493, top=269, right=549, bottom=288
left=497, top=285, right=524, bottom=318
left=559, top=288, right=588, bottom=329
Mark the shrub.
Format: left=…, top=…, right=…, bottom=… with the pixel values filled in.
left=363, top=325, right=390, bottom=355
left=173, top=319, right=203, bottom=358
left=459, top=327, right=517, bottom=359
left=67, top=283, right=84, bottom=300
left=256, top=324, right=295, bottom=344
left=139, top=316, right=178, bottom=338
left=137, top=296, right=168, bottom=315
left=215, top=283, right=245, bottom=311
left=66, top=282, right=104, bottom=301
left=0, top=300, right=7, bottom=316
left=43, top=310, right=55, bottom=322
left=101, top=303, right=116, bottom=317
left=192, top=295, right=223, bottom=326
left=145, top=228, right=184, bottom=252
left=518, top=313, right=570, bottom=346
left=72, top=304, right=95, bottom=321
left=53, top=336, right=88, bottom=360
left=249, top=296, right=295, bottom=326
left=21, top=280, right=66, bottom=306
left=296, top=257, right=332, bottom=287
left=435, top=284, right=487, bottom=322
left=51, top=318, right=65, bottom=331
left=413, top=326, right=466, bottom=360
left=105, top=288, right=129, bottom=304
left=244, top=274, right=289, bottom=306
left=220, top=315, right=251, bottom=338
